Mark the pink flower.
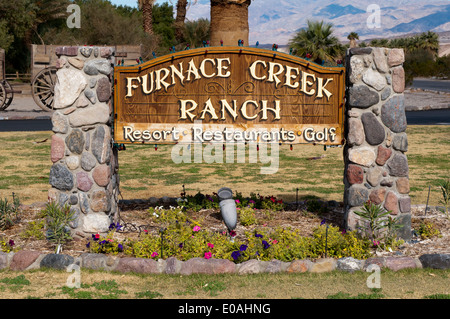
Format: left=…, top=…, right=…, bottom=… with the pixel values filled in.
left=193, top=225, right=201, bottom=232
left=235, top=199, right=240, bottom=204
left=207, top=243, right=214, bottom=249
left=151, top=252, right=158, bottom=258
left=204, top=252, right=212, bottom=259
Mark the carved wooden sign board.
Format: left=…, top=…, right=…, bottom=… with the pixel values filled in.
left=113, top=47, right=345, bottom=145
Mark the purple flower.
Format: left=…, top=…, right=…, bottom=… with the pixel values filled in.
left=262, top=240, right=270, bottom=249
left=239, top=245, right=248, bottom=252
left=231, top=251, right=241, bottom=261
left=320, top=219, right=326, bottom=226
left=8, top=239, right=14, bottom=247
left=118, top=244, right=123, bottom=251
left=255, top=232, right=263, bottom=238
left=86, top=242, right=90, bottom=248
left=178, top=243, right=184, bottom=249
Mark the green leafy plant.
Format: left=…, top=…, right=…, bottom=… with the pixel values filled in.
left=417, top=221, right=441, bottom=240
left=353, top=201, right=391, bottom=241
left=438, top=179, right=450, bottom=219
left=238, top=207, right=257, bottom=226
left=20, top=220, right=46, bottom=240
left=382, top=215, right=404, bottom=248
left=42, top=201, right=75, bottom=252
left=0, top=194, right=20, bottom=230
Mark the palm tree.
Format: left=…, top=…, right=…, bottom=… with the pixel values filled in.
left=347, top=32, right=359, bottom=48
left=418, top=31, right=439, bottom=57
left=289, top=20, right=344, bottom=65
left=138, top=0, right=155, bottom=35
left=210, top=0, right=251, bottom=46
left=27, top=0, right=70, bottom=46
left=174, top=0, right=198, bottom=43
left=175, top=0, right=188, bottom=42
left=183, top=18, right=210, bottom=48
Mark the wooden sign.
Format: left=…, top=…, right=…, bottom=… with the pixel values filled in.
left=113, top=47, right=345, bottom=145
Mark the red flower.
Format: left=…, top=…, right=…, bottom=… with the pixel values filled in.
left=229, top=230, right=236, bottom=237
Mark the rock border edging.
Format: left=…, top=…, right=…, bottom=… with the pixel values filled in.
left=1, top=251, right=449, bottom=274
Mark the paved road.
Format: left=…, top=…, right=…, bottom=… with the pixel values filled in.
left=1, top=109, right=449, bottom=132
left=410, top=78, right=450, bottom=93
left=405, top=109, right=450, bottom=125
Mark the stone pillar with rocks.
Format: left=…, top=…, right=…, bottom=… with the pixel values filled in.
left=48, top=46, right=119, bottom=237
left=344, top=47, right=411, bottom=240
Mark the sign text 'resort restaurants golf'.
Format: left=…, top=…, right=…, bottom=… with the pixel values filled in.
left=114, top=47, right=345, bottom=145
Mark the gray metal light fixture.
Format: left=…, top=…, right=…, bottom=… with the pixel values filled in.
left=218, top=187, right=237, bottom=232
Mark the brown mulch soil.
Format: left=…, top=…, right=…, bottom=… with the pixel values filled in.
left=1, top=200, right=449, bottom=259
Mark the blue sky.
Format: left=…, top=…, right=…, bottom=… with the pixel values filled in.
left=110, top=0, right=137, bottom=7
left=110, top=0, right=168, bottom=8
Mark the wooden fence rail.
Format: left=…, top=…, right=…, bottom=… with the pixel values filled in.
left=5, top=72, right=32, bottom=82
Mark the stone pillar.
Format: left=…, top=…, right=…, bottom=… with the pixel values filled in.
left=210, top=0, right=251, bottom=46
left=48, top=46, right=119, bottom=237
left=344, top=47, right=411, bottom=240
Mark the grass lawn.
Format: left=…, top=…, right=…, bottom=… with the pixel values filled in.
left=0, top=125, right=448, bottom=206
left=0, top=268, right=448, bottom=299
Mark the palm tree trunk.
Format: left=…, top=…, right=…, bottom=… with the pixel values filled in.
left=142, top=1, right=154, bottom=35
left=175, top=0, right=188, bottom=43
left=210, top=0, right=251, bottom=46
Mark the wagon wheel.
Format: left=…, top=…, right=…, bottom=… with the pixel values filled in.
left=1, top=80, right=14, bottom=110
left=0, top=82, right=6, bottom=111
left=32, top=67, right=57, bottom=112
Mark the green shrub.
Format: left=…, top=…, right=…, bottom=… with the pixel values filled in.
left=438, top=178, right=449, bottom=219
left=0, top=194, right=20, bottom=230
left=41, top=202, right=75, bottom=250
left=20, top=220, right=45, bottom=240
left=238, top=207, right=257, bottom=226
left=417, top=221, right=441, bottom=240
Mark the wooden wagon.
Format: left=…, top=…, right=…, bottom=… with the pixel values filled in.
left=0, top=44, right=142, bottom=111
left=0, top=48, right=23, bottom=111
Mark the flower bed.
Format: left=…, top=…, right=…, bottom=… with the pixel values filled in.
left=1, top=192, right=449, bottom=266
